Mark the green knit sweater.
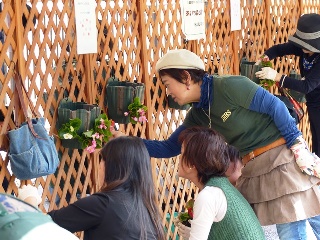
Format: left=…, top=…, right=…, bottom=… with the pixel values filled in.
left=206, top=177, right=265, bottom=240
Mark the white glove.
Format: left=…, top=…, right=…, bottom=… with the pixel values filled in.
left=18, top=184, right=42, bottom=205
left=312, top=153, right=320, bottom=178
left=255, top=67, right=278, bottom=81
left=177, top=222, right=191, bottom=240
left=290, top=136, right=320, bottom=178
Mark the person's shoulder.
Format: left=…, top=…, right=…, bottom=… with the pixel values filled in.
left=198, top=185, right=225, bottom=200
left=214, top=74, right=252, bottom=83
left=213, top=74, right=258, bottom=92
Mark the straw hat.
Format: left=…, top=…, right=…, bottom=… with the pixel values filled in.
left=288, top=13, right=320, bottom=53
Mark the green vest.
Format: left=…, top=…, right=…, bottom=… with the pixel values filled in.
left=183, top=75, right=282, bottom=156
left=206, top=177, right=265, bottom=240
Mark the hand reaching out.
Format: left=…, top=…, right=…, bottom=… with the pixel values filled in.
left=110, top=129, right=127, bottom=138
left=177, top=222, right=191, bottom=240
left=18, top=184, right=42, bottom=206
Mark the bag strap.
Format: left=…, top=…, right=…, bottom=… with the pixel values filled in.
left=278, top=87, right=304, bottom=121
left=13, top=72, right=41, bottom=138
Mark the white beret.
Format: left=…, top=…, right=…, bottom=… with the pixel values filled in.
left=156, top=49, right=205, bottom=71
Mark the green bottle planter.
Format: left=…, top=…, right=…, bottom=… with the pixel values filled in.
left=167, top=95, right=191, bottom=110
left=240, top=57, right=261, bottom=84
left=288, top=70, right=306, bottom=103
left=105, top=78, right=145, bottom=124
left=57, top=98, right=101, bottom=149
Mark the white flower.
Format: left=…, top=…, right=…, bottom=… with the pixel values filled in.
left=63, top=133, right=73, bottom=139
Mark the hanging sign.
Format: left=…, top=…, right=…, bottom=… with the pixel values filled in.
left=230, top=0, right=241, bottom=31
left=74, top=0, right=97, bottom=54
left=181, top=0, right=205, bottom=40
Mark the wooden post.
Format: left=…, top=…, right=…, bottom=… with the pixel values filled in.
left=136, top=0, right=157, bottom=178
left=299, top=0, right=303, bottom=16
left=84, top=54, right=96, bottom=104
left=227, top=0, right=240, bottom=75
left=137, top=0, right=153, bottom=140
left=265, top=0, right=272, bottom=50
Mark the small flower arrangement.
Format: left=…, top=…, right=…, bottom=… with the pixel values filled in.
left=58, top=113, right=115, bottom=153
left=258, top=55, right=274, bottom=89
left=124, top=97, right=148, bottom=124
left=177, top=199, right=194, bottom=227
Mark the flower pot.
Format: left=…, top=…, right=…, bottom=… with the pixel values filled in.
left=240, top=57, right=261, bottom=84
left=167, top=95, right=191, bottom=110
left=105, top=78, right=145, bottom=124
left=288, top=70, right=306, bottom=103
left=57, top=98, right=101, bottom=149
left=60, top=139, right=83, bottom=149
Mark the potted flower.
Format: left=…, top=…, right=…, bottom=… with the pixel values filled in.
left=105, top=77, right=145, bottom=124
left=258, top=55, right=274, bottom=89
left=177, top=199, right=194, bottom=227
left=240, top=55, right=273, bottom=87
left=58, top=113, right=115, bottom=152
left=124, top=97, right=148, bottom=124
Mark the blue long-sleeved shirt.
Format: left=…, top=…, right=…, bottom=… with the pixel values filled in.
left=144, top=81, right=300, bottom=158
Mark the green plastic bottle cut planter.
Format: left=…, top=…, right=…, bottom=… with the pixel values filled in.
left=167, top=95, right=191, bottom=110
left=288, top=70, right=306, bottom=103
left=57, top=98, right=101, bottom=149
left=240, top=57, right=261, bottom=84
left=105, top=78, right=145, bottom=124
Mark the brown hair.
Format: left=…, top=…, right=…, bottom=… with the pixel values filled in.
left=179, top=126, right=230, bottom=184
left=158, top=68, right=207, bottom=84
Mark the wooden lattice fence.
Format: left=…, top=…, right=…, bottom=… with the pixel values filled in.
left=0, top=0, right=319, bottom=239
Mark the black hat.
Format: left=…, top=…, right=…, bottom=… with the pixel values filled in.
left=288, top=13, right=320, bottom=53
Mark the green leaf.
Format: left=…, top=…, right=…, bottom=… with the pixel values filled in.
left=178, top=212, right=191, bottom=222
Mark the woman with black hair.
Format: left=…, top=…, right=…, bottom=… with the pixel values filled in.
left=19, top=136, right=165, bottom=240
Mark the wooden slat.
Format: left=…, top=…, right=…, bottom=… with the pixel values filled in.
left=0, top=1, right=318, bottom=239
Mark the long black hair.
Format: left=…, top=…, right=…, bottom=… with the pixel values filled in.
left=99, top=136, right=165, bottom=240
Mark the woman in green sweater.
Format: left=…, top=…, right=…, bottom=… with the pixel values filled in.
left=176, top=126, right=265, bottom=240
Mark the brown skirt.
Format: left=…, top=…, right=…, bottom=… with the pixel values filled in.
left=236, top=144, right=320, bottom=226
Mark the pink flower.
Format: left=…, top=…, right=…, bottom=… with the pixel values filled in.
left=92, top=133, right=100, bottom=139
left=138, top=115, right=148, bottom=123
left=99, top=123, right=107, bottom=129
left=85, top=140, right=97, bottom=153
left=132, top=117, right=138, bottom=121
left=98, top=119, right=107, bottom=129
left=124, top=112, right=129, bottom=116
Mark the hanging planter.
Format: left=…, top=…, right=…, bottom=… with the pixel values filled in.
left=288, top=70, right=306, bottom=103
left=240, top=57, right=261, bottom=84
left=167, top=95, right=191, bottom=110
left=56, top=98, right=101, bottom=149
left=105, top=77, right=145, bottom=124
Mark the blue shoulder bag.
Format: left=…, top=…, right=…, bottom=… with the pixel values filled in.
left=7, top=72, right=59, bottom=180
